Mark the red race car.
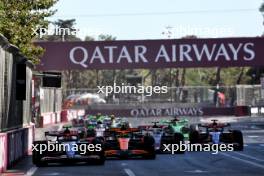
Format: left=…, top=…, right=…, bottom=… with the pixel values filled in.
left=189, top=120, right=244, bottom=151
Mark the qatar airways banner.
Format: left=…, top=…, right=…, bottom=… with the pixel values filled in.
left=84, top=106, right=249, bottom=117
left=36, top=37, right=264, bottom=70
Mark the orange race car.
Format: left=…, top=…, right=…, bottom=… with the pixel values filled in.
left=104, top=125, right=156, bottom=159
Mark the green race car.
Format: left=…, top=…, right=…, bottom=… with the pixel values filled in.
left=160, top=117, right=190, bottom=140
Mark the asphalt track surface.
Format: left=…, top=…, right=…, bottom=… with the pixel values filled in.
left=4, top=119, right=264, bottom=176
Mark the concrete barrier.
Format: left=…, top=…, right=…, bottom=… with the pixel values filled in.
left=250, top=106, right=264, bottom=117
left=60, top=109, right=85, bottom=122
left=234, top=106, right=250, bottom=116
left=39, top=112, right=58, bottom=127
left=0, top=124, right=34, bottom=173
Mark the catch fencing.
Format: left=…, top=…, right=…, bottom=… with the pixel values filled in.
left=39, top=87, right=62, bottom=114
left=0, top=34, right=35, bottom=173
left=64, top=85, right=264, bottom=107
left=0, top=35, right=33, bottom=132
left=36, top=87, right=62, bottom=126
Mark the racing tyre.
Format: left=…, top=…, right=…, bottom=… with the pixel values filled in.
left=91, top=138, right=106, bottom=165
left=173, top=133, right=185, bottom=154
left=145, top=146, right=156, bottom=159
left=189, top=130, right=200, bottom=144
left=32, top=141, right=47, bottom=167
left=160, top=135, right=171, bottom=153
left=143, top=136, right=156, bottom=159
left=232, top=130, right=244, bottom=151
left=145, top=152, right=156, bottom=159
left=96, top=151, right=106, bottom=165
left=143, top=135, right=155, bottom=147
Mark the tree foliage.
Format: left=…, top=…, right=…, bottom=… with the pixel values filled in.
left=245, top=2, right=264, bottom=84
left=0, top=0, right=58, bottom=63
left=39, top=19, right=81, bottom=41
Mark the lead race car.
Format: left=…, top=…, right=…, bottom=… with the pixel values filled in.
left=139, top=122, right=165, bottom=152
left=160, top=117, right=190, bottom=140
left=104, top=123, right=156, bottom=159
left=139, top=119, right=186, bottom=154
left=32, top=126, right=105, bottom=167
left=189, top=119, right=244, bottom=151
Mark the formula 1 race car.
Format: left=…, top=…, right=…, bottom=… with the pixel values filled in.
left=139, top=122, right=165, bottom=151
left=160, top=117, right=190, bottom=140
left=104, top=125, right=156, bottom=159
left=189, top=119, right=244, bottom=151
left=139, top=121, right=185, bottom=154
left=72, top=114, right=122, bottom=130
left=32, top=127, right=105, bottom=167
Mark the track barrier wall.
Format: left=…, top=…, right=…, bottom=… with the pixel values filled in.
left=0, top=124, right=34, bottom=173
left=61, top=109, right=85, bottom=122
left=0, top=34, right=35, bottom=173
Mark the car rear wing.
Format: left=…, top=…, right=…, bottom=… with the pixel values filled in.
left=138, top=125, right=165, bottom=130
left=198, top=123, right=231, bottom=128
left=44, top=131, right=79, bottom=137
left=107, top=127, right=139, bottom=133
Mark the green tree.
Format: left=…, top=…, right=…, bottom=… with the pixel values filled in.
left=84, top=35, right=95, bottom=41
left=245, top=3, right=264, bottom=84
left=98, top=34, right=117, bottom=41
left=0, top=0, right=58, bottom=63
left=40, top=19, right=81, bottom=41
left=260, top=2, right=264, bottom=27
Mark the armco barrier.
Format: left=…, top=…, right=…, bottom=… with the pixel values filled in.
left=0, top=133, right=7, bottom=173
left=27, top=124, right=34, bottom=155
left=0, top=124, right=34, bottom=173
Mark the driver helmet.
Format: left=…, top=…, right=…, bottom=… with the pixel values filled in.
left=212, top=126, right=219, bottom=132
left=110, top=114, right=115, bottom=120
left=63, top=127, right=71, bottom=134
left=63, top=127, right=71, bottom=140
left=173, top=116, right=180, bottom=121
left=97, top=120, right=104, bottom=128
left=96, top=113, right=102, bottom=119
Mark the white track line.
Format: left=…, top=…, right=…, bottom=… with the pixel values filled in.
left=235, top=152, right=264, bottom=162
left=25, top=166, right=37, bottom=176
left=247, top=136, right=259, bottom=138
left=233, top=152, right=264, bottom=162
left=221, top=153, right=264, bottom=169
left=124, top=168, right=136, bottom=176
